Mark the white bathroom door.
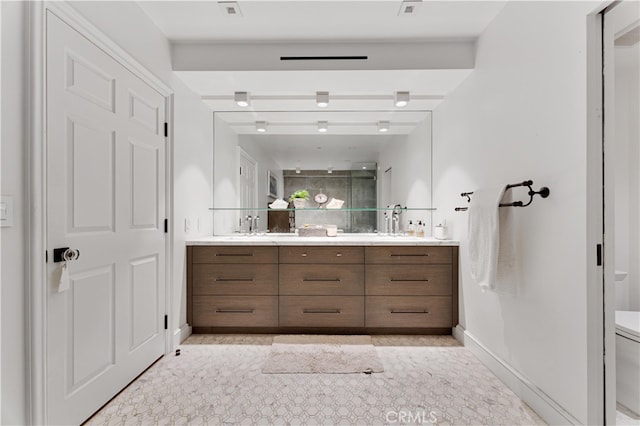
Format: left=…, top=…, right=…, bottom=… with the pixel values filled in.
left=45, top=12, right=167, bottom=425
left=603, top=2, right=640, bottom=424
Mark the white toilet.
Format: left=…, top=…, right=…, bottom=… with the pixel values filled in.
left=616, top=310, right=640, bottom=416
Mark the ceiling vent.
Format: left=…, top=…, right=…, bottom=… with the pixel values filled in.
left=218, top=1, right=242, bottom=17
left=398, top=0, right=422, bottom=16
left=280, top=56, right=368, bottom=61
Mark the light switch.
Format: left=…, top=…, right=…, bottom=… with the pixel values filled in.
left=0, top=196, right=14, bottom=227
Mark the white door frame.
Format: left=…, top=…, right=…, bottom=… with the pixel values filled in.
left=586, top=2, right=639, bottom=425
left=602, top=2, right=640, bottom=424
left=27, top=2, right=174, bottom=423
left=586, top=8, right=605, bottom=425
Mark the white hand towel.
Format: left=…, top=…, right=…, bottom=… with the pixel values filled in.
left=495, top=189, right=519, bottom=295
left=468, top=185, right=506, bottom=289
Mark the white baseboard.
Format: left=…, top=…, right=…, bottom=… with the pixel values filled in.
left=452, top=324, right=466, bottom=344
left=464, top=331, right=581, bottom=425
left=173, top=324, right=192, bottom=347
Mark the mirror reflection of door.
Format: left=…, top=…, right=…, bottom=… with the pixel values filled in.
left=238, top=148, right=258, bottom=232
left=380, top=167, right=392, bottom=231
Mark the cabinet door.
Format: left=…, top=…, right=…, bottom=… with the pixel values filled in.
left=192, top=246, right=278, bottom=264
left=279, top=264, right=364, bottom=295
left=365, top=246, right=452, bottom=264
left=366, top=265, right=452, bottom=296
left=193, top=264, right=278, bottom=295
left=193, top=296, right=278, bottom=327
left=365, top=296, right=452, bottom=328
left=279, top=296, right=364, bottom=327
left=279, top=246, right=364, bottom=264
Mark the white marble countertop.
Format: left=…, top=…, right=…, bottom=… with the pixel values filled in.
left=186, top=233, right=459, bottom=246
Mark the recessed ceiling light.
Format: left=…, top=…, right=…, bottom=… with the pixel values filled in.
left=394, top=91, right=410, bottom=107
left=316, top=91, right=329, bottom=108
left=398, top=0, right=421, bottom=16
left=378, top=121, right=390, bottom=132
left=317, top=121, right=328, bottom=133
left=218, top=1, right=243, bottom=17
left=255, top=121, right=267, bottom=132
left=234, top=91, right=250, bottom=107
left=362, top=166, right=367, bottom=170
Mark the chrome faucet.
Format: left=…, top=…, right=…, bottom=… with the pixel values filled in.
left=246, top=215, right=253, bottom=234
left=253, top=215, right=260, bottom=234
left=384, top=212, right=392, bottom=235
left=392, top=204, right=403, bottom=235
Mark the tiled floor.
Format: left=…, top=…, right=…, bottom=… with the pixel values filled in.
left=86, top=335, right=546, bottom=425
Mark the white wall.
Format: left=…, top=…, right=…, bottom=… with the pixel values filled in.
left=379, top=116, right=433, bottom=231
left=1, top=3, right=27, bottom=424
left=614, top=44, right=640, bottom=311
left=433, top=2, right=596, bottom=423
left=0, top=2, right=213, bottom=421
left=239, top=135, right=284, bottom=231
left=172, top=93, right=213, bottom=338
left=213, top=115, right=239, bottom=235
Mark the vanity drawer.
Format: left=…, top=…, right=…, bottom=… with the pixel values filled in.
left=365, top=296, right=452, bottom=328
left=365, top=246, right=452, bottom=265
left=192, top=296, right=278, bottom=327
left=279, top=264, right=364, bottom=296
left=279, top=246, right=364, bottom=264
left=366, top=265, right=452, bottom=296
left=279, top=296, right=364, bottom=327
left=193, top=264, right=278, bottom=295
left=192, top=246, right=278, bottom=264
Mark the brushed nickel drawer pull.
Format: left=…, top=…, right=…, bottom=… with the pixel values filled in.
left=390, top=278, right=429, bottom=282
left=390, top=309, right=429, bottom=314
left=215, top=277, right=255, bottom=282
left=301, top=253, right=308, bottom=257
left=215, top=308, right=255, bottom=313
left=303, top=278, right=341, bottom=282
left=389, top=253, right=430, bottom=257
left=303, top=309, right=341, bottom=314
left=215, top=253, right=254, bottom=257
left=336, top=253, right=342, bottom=257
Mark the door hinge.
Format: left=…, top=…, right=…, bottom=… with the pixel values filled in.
left=164, top=315, right=168, bottom=330
left=164, top=218, right=168, bottom=233
left=164, top=122, right=168, bottom=138
left=597, top=244, right=602, bottom=266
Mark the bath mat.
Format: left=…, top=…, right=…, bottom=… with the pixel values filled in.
left=261, top=335, right=384, bottom=374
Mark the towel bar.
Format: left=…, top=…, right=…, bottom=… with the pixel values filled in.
left=455, top=180, right=550, bottom=211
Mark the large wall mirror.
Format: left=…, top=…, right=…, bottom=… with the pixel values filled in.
left=212, top=110, right=432, bottom=234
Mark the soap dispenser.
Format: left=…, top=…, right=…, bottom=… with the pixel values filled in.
left=407, top=220, right=415, bottom=237
left=417, top=220, right=425, bottom=238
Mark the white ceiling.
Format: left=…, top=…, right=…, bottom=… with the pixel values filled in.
left=137, top=0, right=504, bottom=165
left=240, top=134, right=393, bottom=171
left=216, top=110, right=430, bottom=135
left=137, top=1, right=506, bottom=42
